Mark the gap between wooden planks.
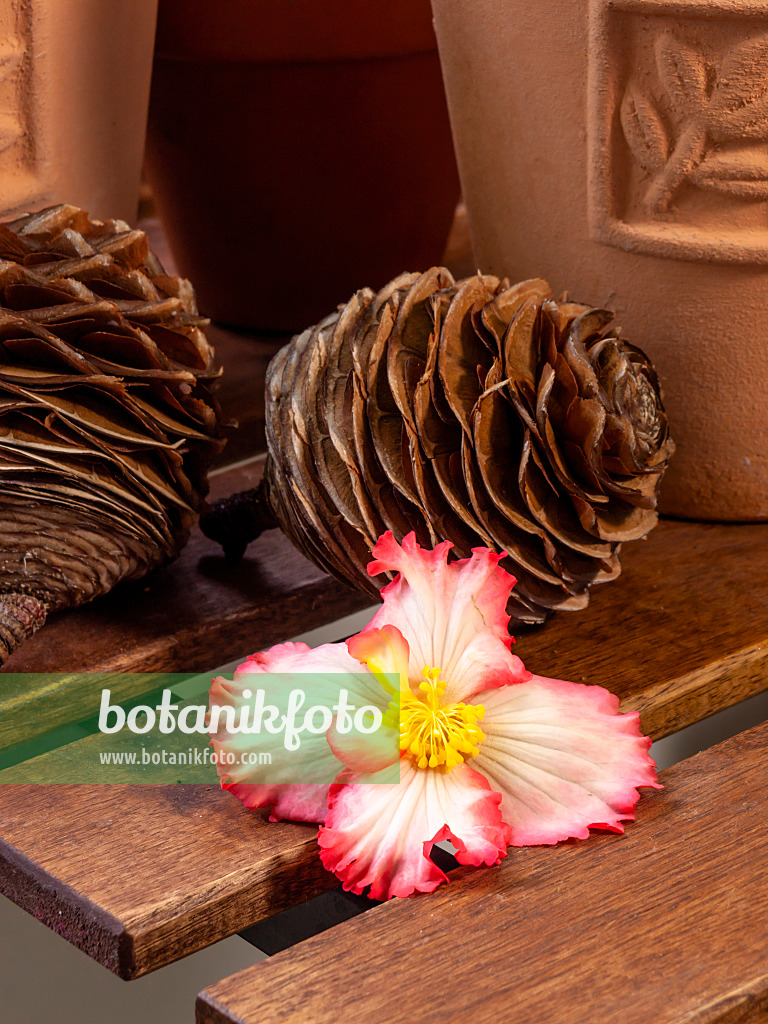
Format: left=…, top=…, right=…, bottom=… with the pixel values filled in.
left=197, top=719, right=768, bottom=1024
left=0, top=516, right=765, bottom=979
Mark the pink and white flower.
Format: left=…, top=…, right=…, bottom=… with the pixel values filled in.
left=210, top=532, right=660, bottom=900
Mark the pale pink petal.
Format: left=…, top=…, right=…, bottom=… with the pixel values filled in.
left=224, top=783, right=330, bottom=823
left=472, top=675, right=661, bottom=846
left=366, top=531, right=530, bottom=702
left=210, top=705, right=344, bottom=802
left=318, top=760, right=511, bottom=900
left=210, top=640, right=388, bottom=817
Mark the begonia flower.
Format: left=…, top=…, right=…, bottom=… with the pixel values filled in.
left=210, top=532, right=660, bottom=900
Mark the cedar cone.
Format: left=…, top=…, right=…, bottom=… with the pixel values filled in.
left=203, top=270, right=674, bottom=624
left=0, top=204, right=225, bottom=663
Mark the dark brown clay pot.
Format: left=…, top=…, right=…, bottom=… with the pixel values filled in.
left=144, top=0, right=461, bottom=331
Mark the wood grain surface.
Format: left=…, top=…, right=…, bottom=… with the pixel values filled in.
left=0, top=784, right=337, bottom=979
left=3, top=515, right=766, bottom=755
left=198, top=720, right=768, bottom=1024
left=516, top=519, right=768, bottom=740
left=0, top=517, right=765, bottom=980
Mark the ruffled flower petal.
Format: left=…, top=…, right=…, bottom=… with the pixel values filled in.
left=366, top=531, right=530, bottom=702
left=210, top=640, right=388, bottom=821
left=472, top=675, right=661, bottom=846
left=224, top=783, right=330, bottom=824
left=332, top=626, right=407, bottom=774
left=318, top=759, right=511, bottom=900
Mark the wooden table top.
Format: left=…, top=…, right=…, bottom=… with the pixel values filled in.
left=198, top=719, right=768, bottom=1024
left=0, top=506, right=766, bottom=978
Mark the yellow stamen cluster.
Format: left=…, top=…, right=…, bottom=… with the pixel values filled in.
left=400, top=666, right=485, bottom=771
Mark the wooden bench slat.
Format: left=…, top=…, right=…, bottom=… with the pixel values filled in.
left=0, top=518, right=766, bottom=980
left=518, top=519, right=768, bottom=740
left=0, top=784, right=337, bottom=980
left=198, top=719, right=768, bottom=1024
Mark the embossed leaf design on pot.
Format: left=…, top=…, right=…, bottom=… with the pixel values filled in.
left=0, top=39, right=24, bottom=156
left=691, top=149, right=768, bottom=199
left=708, top=35, right=768, bottom=140
left=620, top=81, right=670, bottom=175
left=655, top=29, right=708, bottom=121
left=621, top=30, right=768, bottom=212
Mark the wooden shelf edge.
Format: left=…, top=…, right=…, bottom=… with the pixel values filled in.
left=0, top=835, right=128, bottom=977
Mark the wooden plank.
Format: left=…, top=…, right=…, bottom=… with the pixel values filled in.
left=517, top=519, right=768, bottom=740
left=7, top=509, right=754, bottom=733
left=199, top=719, right=768, bottom=1024
left=0, top=518, right=765, bottom=982
left=0, top=669, right=170, bottom=757
left=0, top=784, right=337, bottom=980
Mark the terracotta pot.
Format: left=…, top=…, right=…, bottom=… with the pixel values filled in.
left=0, top=0, right=158, bottom=223
left=144, top=0, right=461, bottom=332
left=431, top=0, right=768, bottom=521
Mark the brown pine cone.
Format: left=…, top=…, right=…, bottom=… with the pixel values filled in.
left=204, top=269, right=673, bottom=625
left=0, top=204, right=226, bottom=663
